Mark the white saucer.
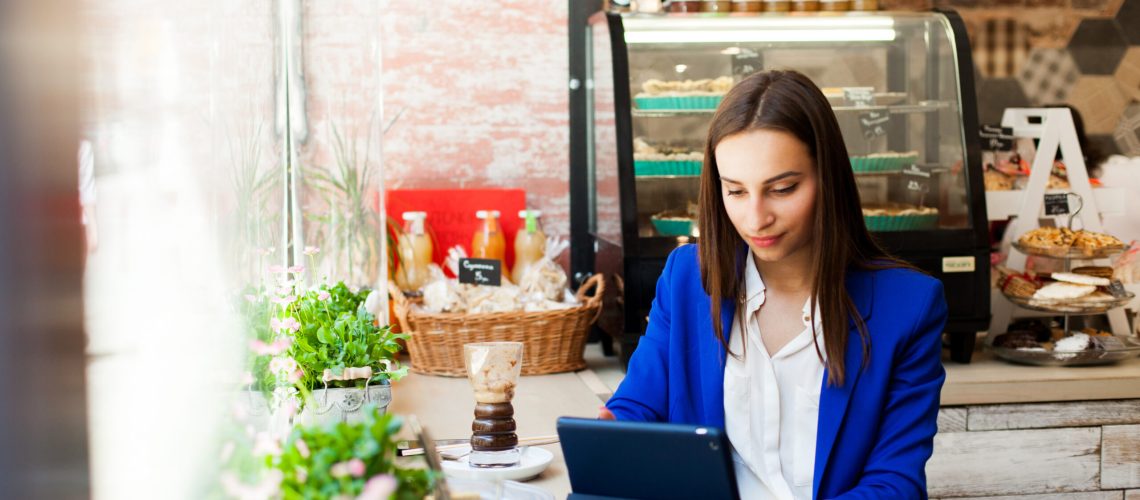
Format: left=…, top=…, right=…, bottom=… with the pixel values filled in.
left=445, top=477, right=555, bottom=500
left=441, top=446, right=554, bottom=482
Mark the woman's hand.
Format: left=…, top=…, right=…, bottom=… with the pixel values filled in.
left=597, top=405, right=615, bottom=420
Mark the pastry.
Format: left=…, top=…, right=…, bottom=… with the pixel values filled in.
left=1018, top=227, right=1076, bottom=256
left=984, top=169, right=1013, bottom=191
left=1072, top=230, right=1124, bottom=255
left=1054, top=333, right=1091, bottom=352
left=1050, top=272, right=1110, bottom=287
left=1001, top=275, right=1039, bottom=298
left=1073, top=266, right=1114, bottom=280
left=993, top=330, right=1041, bottom=349
left=1032, top=282, right=1096, bottom=300
left=640, top=76, right=734, bottom=96
left=861, top=203, right=938, bottom=216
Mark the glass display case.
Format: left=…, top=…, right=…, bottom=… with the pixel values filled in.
left=569, top=9, right=990, bottom=364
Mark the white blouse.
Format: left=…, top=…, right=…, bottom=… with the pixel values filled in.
left=723, top=255, right=825, bottom=500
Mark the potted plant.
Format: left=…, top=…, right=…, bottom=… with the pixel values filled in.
left=250, top=254, right=409, bottom=426
left=217, top=405, right=436, bottom=499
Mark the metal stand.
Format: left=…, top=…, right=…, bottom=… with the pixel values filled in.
left=989, top=108, right=1131, bottom=337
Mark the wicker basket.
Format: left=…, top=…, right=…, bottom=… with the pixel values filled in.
left=390, top=274, right=605, bottom=377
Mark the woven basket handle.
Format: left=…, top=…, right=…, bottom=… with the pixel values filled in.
left=575, top=274, right=606, bottom=324
left=387, top=280, right=413, bottom=334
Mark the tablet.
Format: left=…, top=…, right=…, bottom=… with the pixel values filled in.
left=556, top=417, right=740, bottom=500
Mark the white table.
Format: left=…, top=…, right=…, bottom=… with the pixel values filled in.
left=387, top=369, right=608, bottom=497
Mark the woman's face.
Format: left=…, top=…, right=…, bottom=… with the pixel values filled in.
left=714, top=128, right=817, bottom=264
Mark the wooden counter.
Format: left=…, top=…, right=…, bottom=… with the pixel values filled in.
left=941, top=349, right=1140, bottom=405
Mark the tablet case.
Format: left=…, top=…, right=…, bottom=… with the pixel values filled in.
left=557, top=417, right=740, bottom=500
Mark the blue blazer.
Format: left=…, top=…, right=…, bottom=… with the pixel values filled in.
left=606, top=245, right=947, bottom=499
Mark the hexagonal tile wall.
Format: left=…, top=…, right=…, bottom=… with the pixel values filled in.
left=1116, top=0, right=1140, bottom=45
left=1068, top=75, right=1131, bottom=135
left=976, top=78, right=1031, bottom=126
left=1116, top=47, right=1140, bottom=101
left=1114, top=102, right=1140, bottom=156
left=1017, top=48, right=1081, bottom=105
left=1068, top=18, right=1129, bottom=75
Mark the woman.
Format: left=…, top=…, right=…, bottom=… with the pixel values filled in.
left=601, top=70, right=947, bottom=499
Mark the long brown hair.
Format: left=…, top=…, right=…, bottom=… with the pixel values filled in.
left=697, top=70, right=907, bottom=387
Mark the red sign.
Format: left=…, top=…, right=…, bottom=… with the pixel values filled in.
left=385, top=188, right=527, bottom=273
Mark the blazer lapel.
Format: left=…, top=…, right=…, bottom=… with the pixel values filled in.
left=705, top=298, right=735, bottom=430
left=813, top=269, right=875, bottom=495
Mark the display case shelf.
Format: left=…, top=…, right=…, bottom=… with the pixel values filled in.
left=631, top=100, right=954, bottom=118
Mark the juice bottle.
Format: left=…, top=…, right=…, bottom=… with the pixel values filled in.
left=395, top=211, right=433, bottom=292
left=471, top=210, right=509, bottom=281
left=512, top=210, right=547, bottom=284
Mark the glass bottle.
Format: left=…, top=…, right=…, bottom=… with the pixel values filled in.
left=511, top=210, right=547, bottom=284
left=471, top=210, right=509, bottom=281
left=395, top=211, right=433, bottom=292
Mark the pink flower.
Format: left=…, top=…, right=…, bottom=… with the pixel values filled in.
left=270, top=317, right=300, bottom=333
left=268, top=357, right=298, bottom=375
left=252, top=432, right=282, bottom=457
left=269, top=265, right=287, bottom=274
left=287, top=367, right=304, bottom=384
left=303, top=246, right=320, bottom=256
left=244, top=294, right=258, bottom=303
left=357, top=474, right=397, bottom=500
left=295, top=466, right=308, bottom=484
left=330, top=458, right=366, bottom=478
left=271, top=295, right=297, bottom=306
left=317, top=290, right=331, bottom=301
left=347, top=458, right=366, bottom=477
left=295, top=438, right=311, bottom=459
left=288, top=265, right=305, bottom=274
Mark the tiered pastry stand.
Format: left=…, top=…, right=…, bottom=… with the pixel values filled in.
left=986, top=108, right=1139, bottom=365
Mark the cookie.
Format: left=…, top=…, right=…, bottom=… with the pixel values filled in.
left=1032, top=282, right=1096, bottom=300
left=1073, top=266, right=1114, bottom=280
left=1050, top=272, right=1110, bottom=287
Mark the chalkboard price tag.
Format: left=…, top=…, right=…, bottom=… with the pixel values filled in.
left=458, top=258, right=502, bottom=287
left=1043, top=193, right=1070, bottom=215
left=731, top=50, right=762, bottom=78
left=1109, top=280, right=1128, bottom=299
left=902, top=164, right=931, bottom=193
left=979, top=124, right=1014, bottom=151
left=860, top=110, right=890, bottom=139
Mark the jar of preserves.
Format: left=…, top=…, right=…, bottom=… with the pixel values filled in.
left=394, top=211, right=434, bottom=292
left=731, top=0, right=764, bottom=11
left=763, top=0, right=792, bottom=11
left=700, top=0, right=733, bottom=11
left=667, top=0, right=703, bottom=11
left=511, top=210, right=547, bottom=284
left=820, top=0, right=851, bottom=11
left=791, top=0, right=820, bottom=11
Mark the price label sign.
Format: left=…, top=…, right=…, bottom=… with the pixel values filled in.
left=1043, top=193, right=1070, bottom=215
left=860, top=110, right=890, bottom=140
left=731, top=49, right=762, bottom=78
left=1109, top=280, right=1128, bottom=299
left=979, top=124, right=1014, bottom=151
left=843, top=87, right=874, bottom=107
left=902, top=164, right=931, bottom=193
left=458, top=258, right=502, bottom=287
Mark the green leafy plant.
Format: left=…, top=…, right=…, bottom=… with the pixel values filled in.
left=280, top=280, right=409, bottom=390
left=268, top=408, right=435, bottom=500
left=304, top=122, right=381, bottom=287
